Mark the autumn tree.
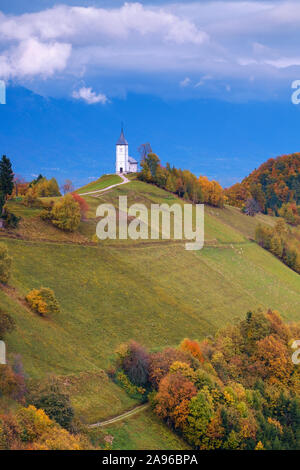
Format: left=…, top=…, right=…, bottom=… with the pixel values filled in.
left=149, top=347, right=196, bottom=389
left=62, top=179, right=74, bottom=195
left=239, top=310, right=270, bottom=355
left=51, top=194, right=81, bottom=231
left=23, top=188, right=40, bottom=207
left=13, top=175, right=27, bottom=197
left=180, top=338, right=204, bottom=363
left=198, top=176, right=224, bottom=207
left=138, top=143, right=152, bottom=160
left=0, top=364, right=26, bottom=401
left=253, top=335, right=293, bottom=385
left=140, top=153, right=160, bottom=182
left=34, top=177, right=61, bottom=197
left=26, top=287, right=60, bottom=317
left=244, top=198, right=261, bottom=216
left=154, top=371, right=197, bottom=429
left=119, top=341, right=150, bottom=387
left=71, top=193, right=89, bottom=220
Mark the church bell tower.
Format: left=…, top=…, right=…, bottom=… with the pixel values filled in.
left=116, top=127, right=128, bottom=174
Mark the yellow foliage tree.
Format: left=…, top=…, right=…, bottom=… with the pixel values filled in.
left=26, top=287, right=60, bottom=316
left=51, top=194, right=81, bottom=232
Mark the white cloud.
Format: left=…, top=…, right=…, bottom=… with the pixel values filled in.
left=0, top=2, right=300, bottom=99
left=265, top=57, right=300, bottom=69
left=0, top=3, right=208, bottom=44
left=195, top=75, right=213, bottom=87
left=13, top=38, right=71, bottom=77
left=0, top=3, right=208, bottom=84
left=72, top=86, right=108, bottom=104
left=180, top=77, right=191, bottom=87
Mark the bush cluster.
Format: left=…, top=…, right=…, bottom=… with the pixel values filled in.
left=26, top=287, right=60, bottom=317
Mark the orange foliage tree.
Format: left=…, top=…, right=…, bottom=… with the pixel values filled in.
left=71, top=193, right=89, bottom=219
left=154, top=371, right=197, bottom=429
left=180, top=338, right=204, bottom=363
left=149, top=347, right=197, bottom=389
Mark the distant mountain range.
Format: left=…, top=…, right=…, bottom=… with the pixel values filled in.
left=2, top=86, right=300, bottom=189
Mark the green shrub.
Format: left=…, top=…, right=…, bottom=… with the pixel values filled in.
left=27, top=379, right=74, bottom=430
left=0, top=310, right=15, bottom=339
left=26, top=287, right=60, bottom=317
left=2, top=209, right=20, bottom=228
left=115, top=370, right=146, bottom=400
left=0, top=243, right=12, bottom=284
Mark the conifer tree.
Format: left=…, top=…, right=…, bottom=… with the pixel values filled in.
left=0, top=155, right=14, bottom=200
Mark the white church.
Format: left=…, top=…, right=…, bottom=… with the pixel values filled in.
left=115, top=128, right=138, bottom=174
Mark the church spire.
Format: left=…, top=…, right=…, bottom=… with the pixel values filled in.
left=116, top=125, right=128, bottom=146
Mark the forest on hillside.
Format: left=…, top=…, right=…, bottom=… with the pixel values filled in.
left=225, top=153, right=300, bottom=215
left=112, top=310, right=300, bottom=450
left=138, top=152, right=225, bottom=208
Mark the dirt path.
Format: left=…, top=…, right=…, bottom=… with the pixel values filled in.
left=0, top=283, right=33, bottom=313
left=80, top=174, right=130, bottom=196
left=89, top=403, right=150, bottom=428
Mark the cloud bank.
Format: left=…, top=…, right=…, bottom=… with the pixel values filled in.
left=0, top=1, right=300, bottom=100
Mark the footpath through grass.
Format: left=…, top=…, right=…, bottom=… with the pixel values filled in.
left=75, top=174, right=122, bottom=194
left=88, top=407, right=189, bottom=450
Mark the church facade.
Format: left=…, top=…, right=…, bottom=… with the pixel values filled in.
left=115, top=128, right=138, bottom=174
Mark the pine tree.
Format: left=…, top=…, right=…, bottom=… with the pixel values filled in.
left=0, top=155, right=14, bottom=200
left=0, top=191, right=5, bottom=215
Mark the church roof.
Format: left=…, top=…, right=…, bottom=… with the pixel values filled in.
left=116, top=128, right=128, bottom=146
left=128, top=156, right=138, bottom=164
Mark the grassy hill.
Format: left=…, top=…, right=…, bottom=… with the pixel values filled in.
left=75, top=174, right=122, bottom=194
left=1, top=179, right=299, bottom=448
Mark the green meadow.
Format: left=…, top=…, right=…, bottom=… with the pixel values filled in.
left=88, top=408, right=189, bottom=450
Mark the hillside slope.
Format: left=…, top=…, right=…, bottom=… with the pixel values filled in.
left=1, top=180, right=299, bottom=448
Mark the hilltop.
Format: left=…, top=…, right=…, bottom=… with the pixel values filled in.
left=1, top=176, right=299, bottom=449
left=225, top=152, right=300, bottom=213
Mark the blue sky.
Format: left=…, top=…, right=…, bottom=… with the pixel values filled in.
left=1, top=1, right=300, bottom=188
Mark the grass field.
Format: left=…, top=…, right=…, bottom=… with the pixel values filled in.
left=1, top=179, right=299, bottom=447
left=88, top=408, right=189, bottom=450
left=75, top=174, right=122, bottom=194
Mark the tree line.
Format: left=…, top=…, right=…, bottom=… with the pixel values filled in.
left=255, top=219, right=300, bottom=274
left=138, top=153, right=225, bottom=208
